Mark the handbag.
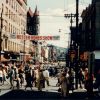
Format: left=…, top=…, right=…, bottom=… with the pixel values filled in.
left=58, top=87, right=61, bottom=92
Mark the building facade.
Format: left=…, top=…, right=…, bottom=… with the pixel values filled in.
left=93, top=0, right=100, bottom=50
left=27, top=6, right=39, bottom=35
left=0, top=0, right=31, bottom=62
left=27, top=6, right=40, bottom=64
left=81, top=4, right=95, bottom=51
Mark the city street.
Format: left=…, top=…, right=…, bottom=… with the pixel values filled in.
left=0, top=77, right=59, bottom=96
left=0, top=77, right=100, bottom=100
left=0, top=0, right=100, bottom=100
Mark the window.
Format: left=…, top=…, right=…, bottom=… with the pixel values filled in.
left=5, top=21, right=8, bottom=32
left=9, top=10, right=10, bottom=19
left=6, top=0, right=8, bottom=4
left=5, top=39, right=7, bottom=49
left=5, top=7, right=8, bottom=17
left=27, top=18, right=30, bottom=23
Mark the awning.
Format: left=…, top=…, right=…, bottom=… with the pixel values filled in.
left=1, top=55, right=9, bottom=62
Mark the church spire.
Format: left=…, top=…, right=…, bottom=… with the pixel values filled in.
left=34, top=5, right=39, bottom=16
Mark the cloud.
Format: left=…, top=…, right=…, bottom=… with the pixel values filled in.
left=46, top=8, right=64, bottom=15
left=39, top=2, right=91, bottom=48
left=39, top=7, right=74, bottom=47
left=40, top=8, right=66, bottom=20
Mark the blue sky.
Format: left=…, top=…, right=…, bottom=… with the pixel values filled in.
left=27, top=0, right=92, bottom=48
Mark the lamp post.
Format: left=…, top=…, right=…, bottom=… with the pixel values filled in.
left=0, top=7, right=3, bottom=62
left=23, top=30, right=26, bottom=64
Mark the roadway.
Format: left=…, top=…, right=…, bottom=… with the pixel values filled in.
left=0, top=77, right=100, bottom=100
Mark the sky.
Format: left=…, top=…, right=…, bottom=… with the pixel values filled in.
left=27, top=0, right=92, bottom=48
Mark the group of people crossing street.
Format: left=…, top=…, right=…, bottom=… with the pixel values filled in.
left=0, top=62, right=50, bottom=91
left=0, top=62, right=100, bottom=98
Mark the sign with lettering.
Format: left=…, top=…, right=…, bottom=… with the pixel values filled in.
left=10, top=34, right=60, bottom=40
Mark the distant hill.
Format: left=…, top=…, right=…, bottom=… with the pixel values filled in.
left=47, top=44, right=68, bottom=53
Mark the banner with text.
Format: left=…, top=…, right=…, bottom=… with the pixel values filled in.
left=10, top=34, right=60, bottom=40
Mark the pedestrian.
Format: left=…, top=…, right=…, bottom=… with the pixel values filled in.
left=56, top=69, right=63, bottom=86
left=14, top=65, right=18, bottom=79
left=78, top=68, right=84, bottom=88
left=25, top=65, right=33, bottom=90
left=0, top=67, right=3, bottom=84
left=2, top=66, right=7, bottom=85
left=84, top=68, right=94, bottom=98
left=43, top=68, right=50, bottom=87
left=34, top=67, right=39, bottom=87
left=68, top=68, right=75, bottom=92
left=37, top=69, right=45, bottom=91
left=58, top=72, right=69, bottom=97
left=18, top=65, right=24, bottom=87
left=14, top=75, right=20, bottom=89
left=95, top=69, right=100, bottom=95
left=31, top=68, right=36, bottom=86
left=8, top=66, right=15, bottom=89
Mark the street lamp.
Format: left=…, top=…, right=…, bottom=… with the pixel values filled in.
left=0, top=7, right=3, bottom=62
left=23, top=29, right=26, bottom=64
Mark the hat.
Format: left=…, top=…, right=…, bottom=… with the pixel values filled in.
left=85, top=68, right=88, bottom=71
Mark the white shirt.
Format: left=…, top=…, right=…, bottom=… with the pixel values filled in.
left=34, top=69, right=39, bottom=79
left=2, top=69, right=7, bottom=76
left=0, top=70, right=3, bottom=77
left=43, top=70, right=49, bottom=78
left=66, top=73, right=69, bottom=78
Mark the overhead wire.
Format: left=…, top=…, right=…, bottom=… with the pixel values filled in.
left=2, top=1, right=91, bottom=18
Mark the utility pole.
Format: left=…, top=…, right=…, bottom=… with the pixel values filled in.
left=75, top=0, right=79, bottom=89
left=64, top=13, right=76, bottom=65
left=0, top=7, right=3, bottom=62
left=64, top=13, right=76, bottom=44
left=64, top=13, right=76, bottom=74
left=64, top=13, right=76, bottom=28
left=64, top=0, right=79, bottom=89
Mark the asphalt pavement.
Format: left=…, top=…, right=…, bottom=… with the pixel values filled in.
left=0, top=77, right=100, bottom=100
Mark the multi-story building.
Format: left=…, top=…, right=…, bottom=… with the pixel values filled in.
left=47, top=45, right=58, bottom=62
left=27, top=6, right=40, bottom=64
left=81, top=0, right=100, bottom=51
left=27, top=6, right=39, bottom=35
left=81, top=5, right=95, bottom=51
left=0, top=0, right=31, bottom=63
left=92, top=0, right=100, bottom=50
left=78, top=0, right=100, bottom=72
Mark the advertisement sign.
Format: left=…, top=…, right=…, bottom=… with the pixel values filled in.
left=10, top=34, right=60, bottom=40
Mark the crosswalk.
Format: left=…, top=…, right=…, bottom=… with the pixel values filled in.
left=0, top=77, right=59, bottom=95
